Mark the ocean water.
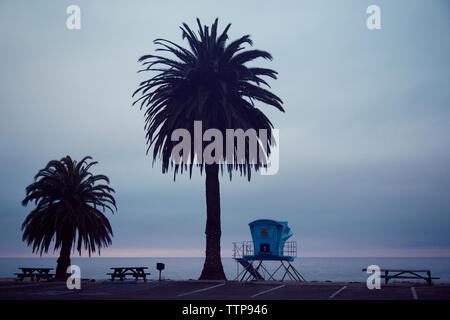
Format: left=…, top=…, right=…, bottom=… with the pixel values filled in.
left=1, top=257, right=449, bottom=283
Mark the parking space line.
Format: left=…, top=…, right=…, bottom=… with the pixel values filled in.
left=329, top=286, right=347, bottom=299
left=250, top=285, right=286, bottom=298
left=177, top=282, right=226, bottom=297
left=411, top=287, right=418, bottom=300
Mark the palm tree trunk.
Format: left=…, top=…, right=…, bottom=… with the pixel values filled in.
left=199, top=164, right=227, bottom=280
left=55, top=240, right=72, bottom=280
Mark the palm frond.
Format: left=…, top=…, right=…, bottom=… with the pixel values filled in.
left=21, top=156, right=116, bottom=256
left=133, top=18, right=284, bottom=181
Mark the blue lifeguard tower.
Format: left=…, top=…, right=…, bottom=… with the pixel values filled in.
left=233, top=219, right=305, bottom=282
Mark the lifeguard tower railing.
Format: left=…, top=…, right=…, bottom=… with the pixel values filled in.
left=233, top=241, right=298, bottom=259
left=232, top=241, right=305, bottom=282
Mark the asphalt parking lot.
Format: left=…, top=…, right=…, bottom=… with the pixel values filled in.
left=0, top=280, right=449, bottom=300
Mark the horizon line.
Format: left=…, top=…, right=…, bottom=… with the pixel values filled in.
left=1, top=255, right=450, bottom=259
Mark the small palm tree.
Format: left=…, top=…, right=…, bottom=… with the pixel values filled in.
left=133, top=18, right=284, bottom=280
left=21, top=156, right=117, bottom=280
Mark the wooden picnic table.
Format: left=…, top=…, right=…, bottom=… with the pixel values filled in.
left=362, top=268, right=439, bottom=285
left=107, top=267, right=150, bottom=282
left=15, top=267, right=54, bottom=281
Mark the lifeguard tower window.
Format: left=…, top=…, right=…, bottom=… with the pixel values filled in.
left=260, top=243, right=271, bottom=254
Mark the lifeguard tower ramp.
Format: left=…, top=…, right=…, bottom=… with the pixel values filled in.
left=233, top=219, right=305, bottom=282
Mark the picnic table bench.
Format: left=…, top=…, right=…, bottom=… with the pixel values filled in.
left=15, top=268, right=54, bottom=282
left=362, top=268, right=439, bottom=285
left=107, top=267, right=150, bottom=282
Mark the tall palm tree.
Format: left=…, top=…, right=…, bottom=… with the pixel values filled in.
left=133, top=18, right=284, bottom=280
left=21, top=156, right=117, bottom=280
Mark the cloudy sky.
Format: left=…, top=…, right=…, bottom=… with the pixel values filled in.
left=0, top=0, right=449, bottom=258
